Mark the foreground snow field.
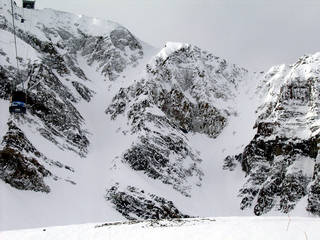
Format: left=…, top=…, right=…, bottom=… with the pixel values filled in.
left=1, top=217, right=319, bottom=240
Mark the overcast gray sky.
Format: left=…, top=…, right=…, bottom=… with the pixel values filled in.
left=29, top=0, right=320, bottom=71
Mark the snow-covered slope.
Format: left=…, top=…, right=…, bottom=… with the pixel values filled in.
left=1, top=217, right=320, bottom=240
left=1, top=0, right=320, bottom=232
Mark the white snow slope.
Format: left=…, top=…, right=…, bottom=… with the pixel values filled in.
left=1, top=217, right=320, bottom=240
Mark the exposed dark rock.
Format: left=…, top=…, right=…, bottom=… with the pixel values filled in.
left=64, top=55, right=87, bottom=80
left=307, top=163, right=320, bottom=215
left=106, top=184, right=190, bottom=220
left=2, top=121, right=40, bottom=155
left=108, top=44, right=245, bottom=138
left=232, top=135, right=318, bottom=215
left=26, top=63, right=89, bottom=157
left=0, top=122, right=51, bottom=192
left=107, top=83, right=204, bottom=196
left=0, top=120, right=75, bottom=192
left=81, top=28, right=143, bottom=81
left=223, top=155, right=240, bottom=171
left=123, top=133, right=203, bottom=197
left=227, top=53, right=320, bottom=216
left=154, top=88, right=226, bottom=138
left=72, top=81, right=95, bottom=102
left=0, top=148, right=50, bottom=192
left=110, top=27, right=142, bottom=52
left=107, top=43, right=246, bottom=196
left=0, top=48, right=6, bottom=56
left=0, top=65, right=16, bottom=100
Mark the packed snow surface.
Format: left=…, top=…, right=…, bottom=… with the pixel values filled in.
left=1, top=217, right=319, bottom=240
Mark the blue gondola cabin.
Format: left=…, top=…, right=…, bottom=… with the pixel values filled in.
left=22, top=0, right=35, bottom=9
left=9, top=91, right=27, bottom=114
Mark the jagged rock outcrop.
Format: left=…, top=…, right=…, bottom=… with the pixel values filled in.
left=307, top=161, right=320, bottom=214
left=225, top=53, right=320, bottom=216
left=234, top=136, right=317, bottom=215
left=108, top=43, right=247, bottom=137
left=0, top=148, right=51, bottom=192
left=107, top=43, right=247, bottom=196
left=26, top=63, right=89, bottom=156
left=0, top=119, right=75, bottom=192
left=0, top=65, right=15, bottom=100
left=106, top=184, right=190, bottom=220
left=122, top=133, right=203, bottom=197
left=145, top=44, right=246, bottom=137
left=0, top=121, right=51, bottom=192
left=81, top=27, right=143, bottom=81
left=72, top=81, right=94, bottom=102
left=107, top=84, right=204, bottom=196
left=107, top=46, right=245, bottom=196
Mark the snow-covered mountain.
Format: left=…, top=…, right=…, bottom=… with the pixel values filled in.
left=226, top=53, right=320, bottom=216
left=0, top=0, right=319, bottom=231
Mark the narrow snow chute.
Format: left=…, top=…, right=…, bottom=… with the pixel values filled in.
left=9, top=91, right=27, bottom=114
left=22, top=0, right=35, bottom=9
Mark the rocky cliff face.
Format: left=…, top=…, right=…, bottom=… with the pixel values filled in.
left=225, top=53, right=320, bottom=216
left=0, top=120, right=51, bottom=192
left=106, top=43, right=247, bottom=197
